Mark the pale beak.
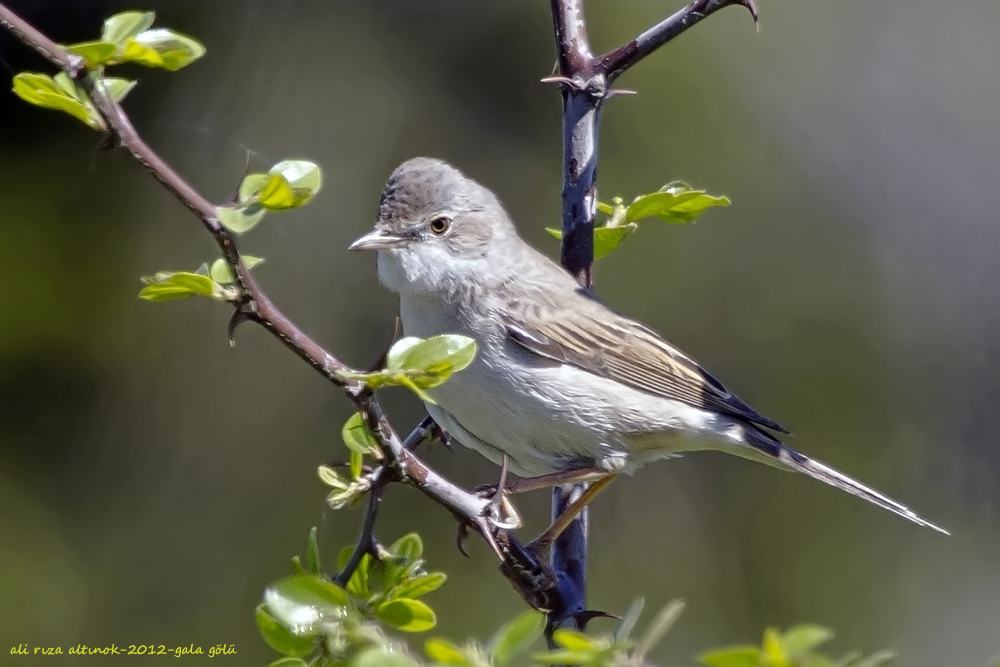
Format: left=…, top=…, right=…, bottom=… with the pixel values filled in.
left=348, top=229, right=408, bottom=251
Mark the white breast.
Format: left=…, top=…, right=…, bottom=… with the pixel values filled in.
left=398, top=291, right=734, bottom=478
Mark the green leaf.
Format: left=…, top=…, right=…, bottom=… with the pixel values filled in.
left=12, top=73, right=97, bottom=127
left=258, top=174, right=298, bottom=210
left=625, top=185, right=730, bottom=224
left=138, top=271, right=217, bottom=302
left=267, top=160, right=323, bottom=208
left=375, top=598, right=436, bottom=633
left=101, top=11, right=155, bottom=46
left=532, top=649, right=597, bottom=665
left=217, top=204, right=266, bottom=234
left=553, top=629, right=599, bottom=652
left=337, top=546, right=355, bottom=571
left=317, top=465, right=349, bottom=490
left=346, top=553, right=370, bottom=597
left=425, top=638, right=467, bottom=665
left=263, top=575, right=349, bottom=636
left=392, top=573, right=447, bottom=600
left=125, top=28, right=206, bottom=70
left=612, top=598, right=644, bottom=644
left=546, top=224, right=638, bottom=260
left=389, top=533, right=423, bottom=564
left=209, top=255, right=263, bottom=285
left=267, top=658, right=308, bottom=667
left=634, top=600, right=685, bottom=661
left=305, top=527, right=320, bottom=576
left=98, top=77, right=137, bottom=103
left=239, top=173, right=268, bottom=202
left=697, top=646, right=761, bottom=667
left=782, top=625, right=834, bottom=658
left=387, top=335, right=477, bottom=384
left=255, top=604, right=318, bottom=658
left=65, top=40, right=118, bottom=67
left=489, top=610, right=545, bottom=666
left=341, top=412, right=381, bottom=457
left=353, top=647, right=421, bottom=667
left=53, top=72, right=83, bottom=99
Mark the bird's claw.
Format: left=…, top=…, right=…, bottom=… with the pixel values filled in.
left=454, top=457, right=522, bottom=559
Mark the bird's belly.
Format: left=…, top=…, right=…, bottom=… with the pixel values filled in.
left=426, top=352, right=728, bottom=477
left=398, top=296, right=730, bottom=477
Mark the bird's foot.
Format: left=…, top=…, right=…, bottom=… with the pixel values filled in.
left=455, top=456, right=521, bottom=558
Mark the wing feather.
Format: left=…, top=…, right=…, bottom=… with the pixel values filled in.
left=503, top=294, right=789, bottom=434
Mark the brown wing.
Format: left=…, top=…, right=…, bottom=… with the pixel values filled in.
left=503, top=291, right=789, bottom=434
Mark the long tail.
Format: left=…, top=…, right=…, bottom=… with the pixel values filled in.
left=734, top=424, right=950, bottom=535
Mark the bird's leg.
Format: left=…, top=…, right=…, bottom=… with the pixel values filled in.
left=506, top=467, right=610, bottom=494
left=471, top=466, right=607, bottom=499
left=527, top=474, right=618, bottom=556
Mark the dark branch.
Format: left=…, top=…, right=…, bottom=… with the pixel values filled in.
left=549, top=0, right=592, bottom=77
left=545, top=0, right=758, bottom=640
left=599, top=0, right=759, bottom=82
left=0, top=2, right=561, bottom=609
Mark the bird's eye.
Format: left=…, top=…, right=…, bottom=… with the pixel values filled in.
left=429, top=216, right=451, bottom=235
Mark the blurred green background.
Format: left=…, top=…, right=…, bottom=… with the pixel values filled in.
left=1, top=0, right=997, bottom=664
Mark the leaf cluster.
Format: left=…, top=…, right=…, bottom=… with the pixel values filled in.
left=12, top=11, right=204, bottom=130
left=546, top=183, right=730, bottom=259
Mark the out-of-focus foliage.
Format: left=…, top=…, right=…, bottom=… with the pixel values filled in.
left=699, top=626, right=894, bottom=667
left=259, top=531, right=898, bottom=667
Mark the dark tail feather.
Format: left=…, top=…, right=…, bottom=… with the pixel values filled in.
left=741, top=426, right=949, bottom=535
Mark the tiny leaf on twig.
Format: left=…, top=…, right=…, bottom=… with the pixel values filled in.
left=257, top=160, right=323, bottom=210
left=341, top=335, right=477, bottom=403
left=341, top=412, right=382, bottom=457
left=375, top=598, right=437, bottom=633
left=625, top=182, right=730, bottom=224
left=546, top=224, right=638, bottom=260
left=121, top=28, right=206, bottom=70
left=217, top=203, right=266, bottom=234
left=209, top=255, right=263, bottom=284
left=64, top=40, right=118, bottom=67
left=138, top=271, right=220, bottom=302
left=101, top=11, right=156, bottom=46
left=12, top=73, right=101, bottom=128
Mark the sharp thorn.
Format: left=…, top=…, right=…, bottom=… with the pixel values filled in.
left=574, top=610, right=620, bottom=630
left=227, top=309, right=251, bottom=346
left=456, top=521, right=471, bottom=558
left=477, top=517, right=505, bottom=562
left=741, top=0, right=760, bottom=29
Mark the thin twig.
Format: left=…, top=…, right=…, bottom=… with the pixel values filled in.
left=598, top=0, right=759, bottom=82
left=0, top=2, right=557, bottom=606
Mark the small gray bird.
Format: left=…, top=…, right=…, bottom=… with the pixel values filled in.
left=350, top=156, right=948, bottom=539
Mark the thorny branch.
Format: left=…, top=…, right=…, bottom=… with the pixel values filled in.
left=0, top=0, right=759, bottom=629
left=0, top=2, right=555, bottom=607
left=545, top=0, right=758, bottom=637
